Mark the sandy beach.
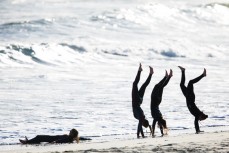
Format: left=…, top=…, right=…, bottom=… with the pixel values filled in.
left=2, top=130, right=228, bottom=153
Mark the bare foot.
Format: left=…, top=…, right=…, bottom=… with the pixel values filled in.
left=199, top=113, right=208, bottom=121
left=149, top=66, right=154, bottom=74
left=165, top=70, right=168, bottom=77
left=178, top=66, right=185, bottom=71
left=138, top=63, right=143, bottom=71
left=19, top=136, right=28, bottom=144
left=169, top=69, right=173, bottom=77
left=203, top=68, right=206, bottom=77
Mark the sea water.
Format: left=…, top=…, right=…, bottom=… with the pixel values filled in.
left=0, top=0, right=229, bottom=147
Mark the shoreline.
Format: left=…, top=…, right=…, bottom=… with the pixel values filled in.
left=2, top=130, right=229, bottom=153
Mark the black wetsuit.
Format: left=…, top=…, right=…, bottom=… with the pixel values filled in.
left=151, top=75, right=171, bottom=134
left=132, top=70, right=152, bottom=136
left=180, top=70, right=205, bottom=132
left=25, top=135, right=74, bottom=144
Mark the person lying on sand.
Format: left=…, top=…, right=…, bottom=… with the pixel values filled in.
left=151, top=69, right=172, bottom=136
left=178, top=66, right=208, bottom=134
left=132, top=63, right=153, bottom=138
left=19, top=128, right=90, bottom=144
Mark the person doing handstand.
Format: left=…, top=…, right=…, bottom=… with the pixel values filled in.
left=151, top=69, right=172, bottom=137
left=132, top=63, right=153, bottom=138
left=178, top=66, right=208, bottom=134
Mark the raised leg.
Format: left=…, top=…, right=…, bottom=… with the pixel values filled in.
left=132, top=64, right=143, bottom=104
left=154, top=71, right=172, bottom=100
left=156, top=70, right=168, bottom=87
left=189, top=69, right=206, bottom=85
left=133, top=64, right=142, bottom=88
left=138, top=66, right=153, bottom=98
left=26, top=135, right=57, bottom=144
left=178, top=66, right=187, bottom=96
left=187, top=70, right=205, bottom=93
left=162, top=69, right=172, bottom=87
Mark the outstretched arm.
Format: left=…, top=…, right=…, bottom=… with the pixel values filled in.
left=137, top=120, right=144, bottom=138
left=152, top=119, right=157, bottom=137
left=160, top=125, right=164, bottom=136
left=149, top=125, right=153, bottom=137
left=137, top=127, right=145, bottom=138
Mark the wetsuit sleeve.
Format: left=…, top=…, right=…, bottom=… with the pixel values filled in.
left=180, top=71, right=187, bottom=96
left=133, top=70, right=141, bottom=86
left=138, top=73, right=152, bottom=98
left=189, top=74, right=204, bottom=85
left=79, top=137, right=92, bottom=140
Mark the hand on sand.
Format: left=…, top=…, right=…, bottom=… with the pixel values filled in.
left=178, top=66, right=185, bottom=71
left=196, top=130, right=204, bottom=134
left=137, top=135, right=147, bottom=139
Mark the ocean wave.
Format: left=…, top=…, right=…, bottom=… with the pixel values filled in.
left=160, top=49, right=184, bottom=58
left=210, top=116, right=226, bottom=120
left=90, top=2, right=229, bottom=32
left=4, top=44, right=53, bottom=65
left=179, top=3, right=229, bottom=26
left=170, top=127, right=189, bottom=130
left=206, top=3, right=229, bottom=8
left=0, top=43, right=89, bottom=67
left=59, top=43, right=86, bottom=53
left=0, top=18, right=55, bottom=37
left=0, top=41, right=226, bottom=68
left=102, top=50, right=128, bottom=57
left=1, top=18, right=53, bottom=27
